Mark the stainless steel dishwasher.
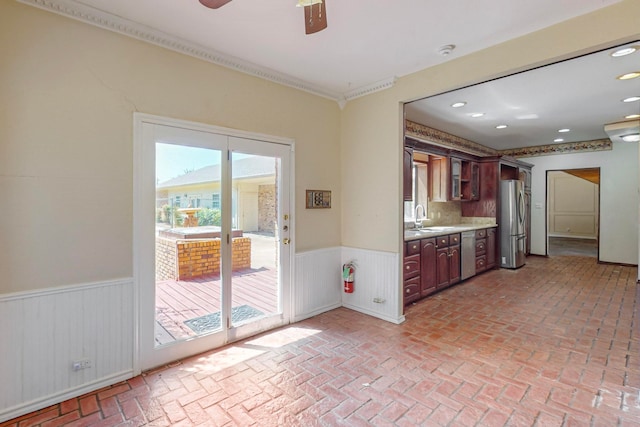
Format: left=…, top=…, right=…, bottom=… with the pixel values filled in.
left=461, top=231, right=476, bottom=280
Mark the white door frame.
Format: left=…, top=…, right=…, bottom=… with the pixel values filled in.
left=133, top=113, right=295, bottom=374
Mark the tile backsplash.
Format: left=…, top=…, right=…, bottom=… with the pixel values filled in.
left=407, top=201, right=496, bottom=228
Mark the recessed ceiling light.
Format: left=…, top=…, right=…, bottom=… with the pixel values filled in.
left=622, top=133, right=640, bottom=143
left=554, top=138, right=564, bottom=143
left=623, top=96, right=640, bottom=102
left=470, top=113, right=484, bottom=118
left=611, top=46, right=638, bottom=57
left=496, top=125, right=508, bottom=129
left=451, top=102, right=466, bottom=108
left=617, top=72, right=640, bottom=80
left=558, top=128, right=570, bottom=133
left=626, top=114, right=640, bottom=119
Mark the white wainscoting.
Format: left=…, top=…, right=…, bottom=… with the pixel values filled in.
left=293, top=247, right=343, bottom=322
left=0, top=279, right=134, bottom=423
left=294, top=247, right=404, bottom=325
left=342, top=247, right=404, bottom=324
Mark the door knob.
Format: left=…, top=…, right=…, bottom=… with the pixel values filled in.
left=283, top=238, right=290, bottom=245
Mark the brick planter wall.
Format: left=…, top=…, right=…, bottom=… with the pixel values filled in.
left=156, top=237, right=251, bottom=280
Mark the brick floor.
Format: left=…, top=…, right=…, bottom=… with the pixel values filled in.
left=2, top=255, right=638, bottom=426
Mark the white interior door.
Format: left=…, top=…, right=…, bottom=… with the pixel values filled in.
left=134, top=115, right=293, bottom=372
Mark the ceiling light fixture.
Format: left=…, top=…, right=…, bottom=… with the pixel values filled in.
left=626, top=114, right=640, bottom=119
left=451, top=102, right=466, bottom=108
left=611, top=46, right=638, bottom=57
left=554, top=138, right=564, bottom=143
left=558, top=128, right=570, bottom=133
left=470, top=113, right=484, bottom=118
left=496, top=125, right=508, bottom=129
left=623, top=96, right=640, bottom=102
left=621, top=133, right=640, bottom=143
left=617, top=72, right=640, bottom=80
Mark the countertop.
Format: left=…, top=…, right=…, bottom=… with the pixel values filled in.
left=404, top=223, right=498, bottom=241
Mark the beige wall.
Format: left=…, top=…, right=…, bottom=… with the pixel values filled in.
left=0, top=1, right=341, bottom=294
left=341, top=0, right=640, bottom=258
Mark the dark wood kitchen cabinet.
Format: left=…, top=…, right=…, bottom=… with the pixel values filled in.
left=475, top=228, right=487, bottom=273
left=486, top=227, right=497, bottom=269
left=420, top=238, right=437, bottom=296
left=403, top=147, right=413, bottom=201
left=403, top=240, right=421, bottom=304
left=452, top=157, right=480, bottom=202
left=435, top=233, right=460, bottom=289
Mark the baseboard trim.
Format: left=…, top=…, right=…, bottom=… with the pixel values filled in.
left=0, top=370, right=133, bottom=423
left=343, top=303, right=406, bottom=325
left=292, top=302, right=342, bottom=323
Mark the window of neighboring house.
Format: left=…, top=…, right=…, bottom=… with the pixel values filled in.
left=404, top=160, right=429, bottom=223
left=174, top=195, right=181, bottom=207
left=211, top=193, right=220, bottom=209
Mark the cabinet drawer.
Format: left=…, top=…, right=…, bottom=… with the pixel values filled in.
left=450, top=233, right=460, bottom=245
left=476, top=239, right=486, bottom=256
left=436, top=235, right=450, bottom=247
left=476, top=229, right=487, bottom=239
left=476, top=255, right=486, bottom=272
left=403, top=276, right=420, bottom=304
left=406, top=241, right=421, bottom=256
left=403, top=254, right=420, bottom=279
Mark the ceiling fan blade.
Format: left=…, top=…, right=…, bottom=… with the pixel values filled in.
left=199, top=0, right=232, bottom=9
left=304, top=1, right=327, bottom=35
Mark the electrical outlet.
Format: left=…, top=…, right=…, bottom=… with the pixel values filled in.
left=72, top=358, right=92, bottom=371
left=373, top=297, right=385, bottom=304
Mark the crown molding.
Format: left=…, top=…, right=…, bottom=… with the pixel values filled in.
left=16, top=0, right=359, bottom=102
left=342, top=77, right=398, bottom=102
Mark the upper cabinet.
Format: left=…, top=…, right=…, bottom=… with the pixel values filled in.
left=429, top=156, right=448, bottom=202
left=403, top=147, right=413, bottom=201
left=450, top=158, right=462, bottom=200
left=451, top=157, right=480, bottom=201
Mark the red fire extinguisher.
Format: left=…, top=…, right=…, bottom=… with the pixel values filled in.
left=343, top=262, right=355, bottom=293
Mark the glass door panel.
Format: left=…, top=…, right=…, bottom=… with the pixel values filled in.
left=155, top=143, right=223, bottom=346
left=229, top=153, right=280, bottom=327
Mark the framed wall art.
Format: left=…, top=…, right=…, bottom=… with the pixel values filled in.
left=306, top=190, right=331, bottom=209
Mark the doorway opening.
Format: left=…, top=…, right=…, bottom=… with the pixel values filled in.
left=546, top=168, right=600, bottom=260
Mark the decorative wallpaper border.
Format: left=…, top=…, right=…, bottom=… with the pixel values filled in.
left=500, top=139, right=612, bottom=158
left=405, top=121, right=499, bottom=157
left=406, top=120, right=613, bottom=158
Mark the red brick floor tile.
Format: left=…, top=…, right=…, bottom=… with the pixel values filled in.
left=78, top=395, right=99, bottom=416
left=3, top=256, right=639, bottom=427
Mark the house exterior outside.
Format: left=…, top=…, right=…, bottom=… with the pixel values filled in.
left=156, top=156, right=277, bottom=233
left=1, top=0, right=639, bottom=422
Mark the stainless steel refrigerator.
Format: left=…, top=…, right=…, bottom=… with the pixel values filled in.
left=500, top=180, right=526, bottom=269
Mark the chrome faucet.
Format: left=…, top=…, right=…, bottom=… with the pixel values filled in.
left=415, top=204, right=425, bottom=228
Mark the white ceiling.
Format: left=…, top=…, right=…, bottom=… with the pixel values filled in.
left=20, top=0, right=638, bottom=150
left=406, top=42, right=640, bottom=150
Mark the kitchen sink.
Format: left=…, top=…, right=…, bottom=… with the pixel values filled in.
left=421, top=226, right=456, bottom=231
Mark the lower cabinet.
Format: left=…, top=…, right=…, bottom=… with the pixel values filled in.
left=420, top=238, right=437, bottom=296
left=403, top=241, right=421, bottom=304
left=435, top=234, right=460, bottom=289
left=404, top=228, right=493, bottom=305
left=486, top=227, right=496, bottom=269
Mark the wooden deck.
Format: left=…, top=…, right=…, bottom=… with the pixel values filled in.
left=155, top=267, right=278, bottom=345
